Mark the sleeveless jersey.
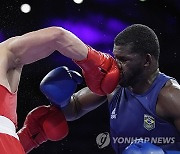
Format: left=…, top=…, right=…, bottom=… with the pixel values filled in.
left=109, top=73, right=180, bottom=153
left=0, top=85, right=17, bottom=125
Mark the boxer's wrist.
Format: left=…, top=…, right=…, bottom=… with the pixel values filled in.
left=18, top=127, right=42, bottom=153
left=74, top=46, right=103, bottom=72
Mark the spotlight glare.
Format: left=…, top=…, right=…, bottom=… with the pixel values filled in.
left=21, top=4, right=31, bottom=13
left=139, top=0, right=146, bottom=1
left=73, top=0, right=83, bottom=4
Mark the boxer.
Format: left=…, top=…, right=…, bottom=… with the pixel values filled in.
left=0, top=26, right=101, bottom=153
left=39, top=24, right=180, bottom=153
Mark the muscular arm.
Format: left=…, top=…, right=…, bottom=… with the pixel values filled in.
left=6, top=26, right=88, bottom=67
left=156, top=79, right=180, bottom=132
left=62, top=87, right=107, bottom=121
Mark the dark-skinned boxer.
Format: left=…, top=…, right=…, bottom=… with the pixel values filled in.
left=40, top=24, right=180, bottom=153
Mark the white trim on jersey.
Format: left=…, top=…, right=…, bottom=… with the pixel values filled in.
left=0, top=116, right=19, bottom=140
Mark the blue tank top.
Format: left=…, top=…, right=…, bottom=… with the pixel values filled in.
left=109, top=73, right=180, bottom=153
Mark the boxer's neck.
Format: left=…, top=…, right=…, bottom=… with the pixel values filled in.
left=128, top=68, right=160, bottom=94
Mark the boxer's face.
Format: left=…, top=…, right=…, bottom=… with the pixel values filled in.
left=113, top=44, right=145, bottom=87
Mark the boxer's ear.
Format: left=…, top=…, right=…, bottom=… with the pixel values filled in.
left=144, top=54, right=152, bottom=67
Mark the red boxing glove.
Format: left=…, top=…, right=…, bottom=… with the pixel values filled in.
left=17, top=105, right=68, bottom=153
left=75, top=46, right=121, bottom=95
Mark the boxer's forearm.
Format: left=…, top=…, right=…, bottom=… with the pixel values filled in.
left=62, top=87, right=107, bottom=121
left=61, top=97, right=87, bottom=121
left=53, top=27, right=88, bottom=61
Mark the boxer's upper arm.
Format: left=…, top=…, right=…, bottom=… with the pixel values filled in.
left=157, top=80, right=180, bottom=132
left=62, top=87, right=107, bottom=121
left=6, top=26, right=88, bottom=67
left=7, top=27, right=59, bottom=66
left=168, top=84, right=180, bottom=132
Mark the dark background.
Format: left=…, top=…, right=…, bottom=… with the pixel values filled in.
left=0, top=0, right=179, bottom=153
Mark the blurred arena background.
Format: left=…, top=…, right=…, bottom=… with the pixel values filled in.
left=0, top=0, right=179, bottom=153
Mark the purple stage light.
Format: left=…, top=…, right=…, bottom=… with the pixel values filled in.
left=44, top=18, right=108, bottom=44
left=107, top=18, right=128, bottom=33
left=42, top=16, right=129, bottom=67
left=43, top=16, right=128, bottom=46
left=0, top=31, right=5, bottom=42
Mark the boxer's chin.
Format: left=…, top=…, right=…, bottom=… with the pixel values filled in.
left=119, top=80, right=129, bottom=87
left=119, top=73, right=133, bottom=87
left=119, top=76, right=129, bottom=87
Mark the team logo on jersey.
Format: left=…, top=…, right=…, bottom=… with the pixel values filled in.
left=111, top=107, right=117, bottom=119
left=144, top=114, right=155, bottom=131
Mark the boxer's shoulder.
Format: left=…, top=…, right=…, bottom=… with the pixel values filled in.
left=159, top=79, right=180, bottom=100
left=156, top=79, right=180, bottom=120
